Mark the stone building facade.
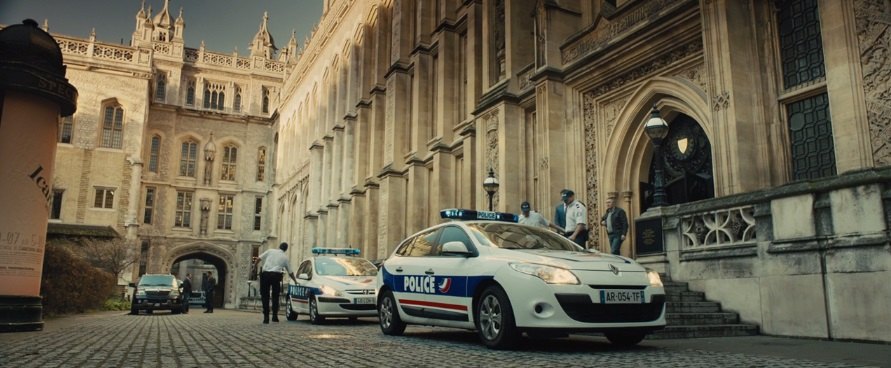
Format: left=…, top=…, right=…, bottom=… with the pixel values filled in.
left=46, top=0, right=292, bottom=308
left=273, top=0, right=891, bottom=342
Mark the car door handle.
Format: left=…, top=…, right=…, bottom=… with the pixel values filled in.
left=425, top=269, right=435, bottom=275
left=395, top=267, right=403, bottom=273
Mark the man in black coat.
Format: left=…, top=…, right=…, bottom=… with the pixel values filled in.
left=204, top=272, right=216, bottom=313
left=181, top=273, right=192, bottom=313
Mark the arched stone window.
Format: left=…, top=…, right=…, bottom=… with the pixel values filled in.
left=186, top=80, right=196, bottom=106
left=262, top=87, right=270, bottom=113
left=221, top=145, right=238, bottom=181
left=204, top=82, right=226, bottom=111
left=148, top=135, right=161, bottom=173
left=100, top=102, right=124, bottom=149
left=179, top=139, right=198, bottom=177
left=233, top=86, right=242, bottom=112
left=59, top=115, right=73, bottom=144
left=155, top=74, right=166, bottom=102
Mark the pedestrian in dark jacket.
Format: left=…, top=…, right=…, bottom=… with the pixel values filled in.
left=181, top=273, right=192, bottom=313
left=600, top=198, right=629, bottom=255
left=204, top=272, right=216, bottom=313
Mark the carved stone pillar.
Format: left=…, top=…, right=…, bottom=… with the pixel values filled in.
left=199, top=198, right=211, bottom=236
left=203, top=133, right=216, bottom=185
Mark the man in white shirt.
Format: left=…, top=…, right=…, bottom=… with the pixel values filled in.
left=519, top=201, right=566, bottom=233
left=518, top=201, right=548, bottom=228
left=562, top=190, right=589, bottom=248
left=257, top=242, right=298, bottom=324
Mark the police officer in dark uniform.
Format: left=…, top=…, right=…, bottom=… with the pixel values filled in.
left=181, top=273, right=192, bottom=313
left=204, top=272, right=216, bottom=313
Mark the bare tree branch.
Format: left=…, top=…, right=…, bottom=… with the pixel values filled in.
left=77, top=237, right=138, bottom=280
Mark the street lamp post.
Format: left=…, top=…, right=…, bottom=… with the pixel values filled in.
left=644, top=105, right=670, bottom=208
left=483, top=168, right=500, bottom=211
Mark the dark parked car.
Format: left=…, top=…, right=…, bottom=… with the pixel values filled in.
left=130, top=274, right=185, bottom=315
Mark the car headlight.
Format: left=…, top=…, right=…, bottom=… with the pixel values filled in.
left=135, top=290, right=146, bottom=297
left=509, top=263, right=580, bottom=285
left=320, top=285, right=342, bottom=296
left=646, top=269, right=663, bottom=288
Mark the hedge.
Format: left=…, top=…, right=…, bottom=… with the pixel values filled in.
left=40, top=243, right=115, bottom=315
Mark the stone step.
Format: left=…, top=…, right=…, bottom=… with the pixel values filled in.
left=648, top=324, right=760, bottom=339
left=665, top=301, right=723, bottom=313
left=666, top=312, right=739, bottom=326
left=662, top=282, right=690, bottom=293
left=665, top=291, right=707, bottom=303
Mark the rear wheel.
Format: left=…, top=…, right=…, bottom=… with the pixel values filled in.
left=308, top=296, right=325, bottom=324
left=605, top=332, right=646, bottom=347
left=286, top=297, right=298, bottom=321
left=378, top=289, right=406, bottom=336
left=475, top=285, right=519, bottom=350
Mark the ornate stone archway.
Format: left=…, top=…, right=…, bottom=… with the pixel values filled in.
left=163, top=242, right=236, bottom=308
left=595, top=77, right=714, bottom=257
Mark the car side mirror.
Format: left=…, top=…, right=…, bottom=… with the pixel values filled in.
left=441, top=241, right=472, bottom=256
left=298, top=273, right=309, bottom=280
left=128, top=283, right=136, bottom=288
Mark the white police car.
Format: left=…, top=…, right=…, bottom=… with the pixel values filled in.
left=285, top=248, right=378, bottom=324
left=375, top=209, right=666, bottom=349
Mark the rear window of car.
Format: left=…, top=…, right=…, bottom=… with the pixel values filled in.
left=138, top=275, right=176, bottom=286
left=315, top=257, right=378, bottom=276
left=467, top=223, right=579, bottom=251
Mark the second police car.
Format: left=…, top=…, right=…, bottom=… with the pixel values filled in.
left=375, top=209, right=667, bottom=349
left=285, top=248, right=378, bottom=324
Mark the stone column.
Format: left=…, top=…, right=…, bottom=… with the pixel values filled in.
left=378, top=68, right=411, bottom=254
left=125, top=158, right=143, bottom=240
left=701, top=0, right=773, bottom=195
left=534, top=81, right=570, bottom=202
left=309, top=142, right=325, bottom=246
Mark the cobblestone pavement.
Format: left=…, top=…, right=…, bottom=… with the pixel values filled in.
left=0, top=310, right=885, bottom=368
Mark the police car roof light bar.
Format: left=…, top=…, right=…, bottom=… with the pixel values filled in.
left=439, top=208, right=519, bottom=223
left=311, top=247, right=360, bottom=256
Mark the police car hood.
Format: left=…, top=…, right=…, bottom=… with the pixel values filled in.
left=318, top=275, right=376, bottom=288
left=509, top=249, right=645, bottom=272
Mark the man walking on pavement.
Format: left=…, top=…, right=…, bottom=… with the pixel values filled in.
left=562, top=190, right=589, bottom=248
left=601, top=197, right=629, bottom=255
left=257, top=242, right=298, bottom=324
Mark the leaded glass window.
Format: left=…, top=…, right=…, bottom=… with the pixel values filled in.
left=217, top=194, right=234, bottom=230
left=787, top=93, right=836, bottom=180
left=59, top=116, right=73, bottom=144
left=777, top=0, right=825, bottom=89
left=221, top=145, right=237, bottom=181
left=149, top=135, right=161, bottom=173
left=175, top=191, right=193, bottom=227
left=101, top=104, right=124, bottom=149
left=179, top=140, right=198, bottom=177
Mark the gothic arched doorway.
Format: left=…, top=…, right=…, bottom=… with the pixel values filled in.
left=171, top=253, right=227, bottom=309
left=640, top=113, right=714, bottom=212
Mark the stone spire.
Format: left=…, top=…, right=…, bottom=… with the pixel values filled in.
left=131, top=1, right=153, bottom=46
left=173, top=7, right=185, bottom=42
left=249, top=11, right=277, bottom=59
left=42, top=19, right=49, bottom=32
left=279, top=29, right=298, bottom=64
left=152, top=0, right=173, bottom=42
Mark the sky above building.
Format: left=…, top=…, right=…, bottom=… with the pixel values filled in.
left=0, top=0, right=323, bottom=55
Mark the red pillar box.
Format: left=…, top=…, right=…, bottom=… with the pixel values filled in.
left=0, top=19, right=77, bottom=332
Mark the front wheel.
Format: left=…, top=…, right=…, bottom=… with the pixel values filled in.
left=308, top=296, right=325, bottom=324
left=605, top=332, right=646, bottom=347
left=475, top=285, right=519, bottom=350
left=378, top=289, right=406, bottom=336
left=286, top=297, right=298, bottom=321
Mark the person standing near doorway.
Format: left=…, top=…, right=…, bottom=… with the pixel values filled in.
left=562, top=190, right=589, bottom=248
left=181, top=273, right=192, bottom=314
left=257, top=242, right=298, bottom=324
left=600, top=198, right=629, bottom=255
left=204, top=272, right=216, bottom=313
left=553, top=189, right=569, bottom=233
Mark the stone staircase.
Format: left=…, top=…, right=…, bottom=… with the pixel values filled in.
left=649, top=276, right=759, bottom=339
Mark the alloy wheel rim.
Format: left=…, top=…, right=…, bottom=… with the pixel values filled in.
left=380, top=297, right=392, bottom=328
left=479, top=295, right=502, bottom=340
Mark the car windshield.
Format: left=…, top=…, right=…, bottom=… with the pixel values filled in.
left=138, top=275, right=176, bottom=287
left=467, top=223, right=581, bottom=251
left=315, top=257, right=378, bottom=276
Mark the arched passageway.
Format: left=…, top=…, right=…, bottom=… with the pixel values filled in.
left=171, top=253, right=228, bottom=309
